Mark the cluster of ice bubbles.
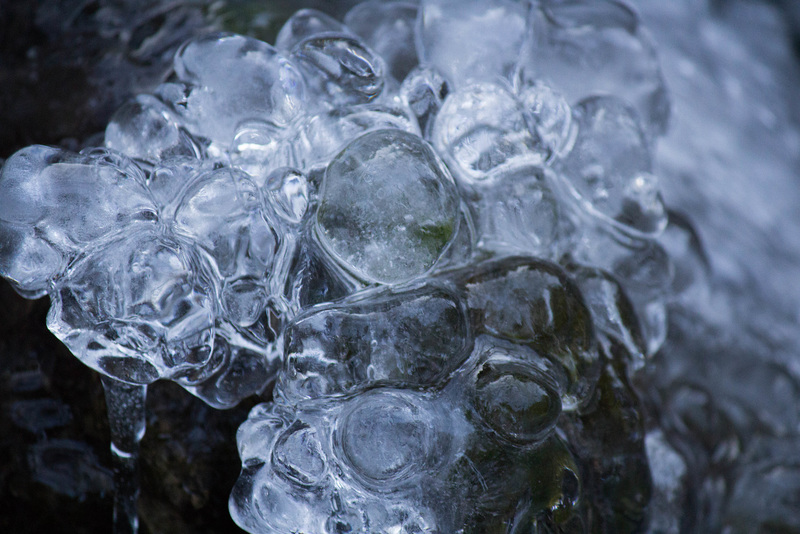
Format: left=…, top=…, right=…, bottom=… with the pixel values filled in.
left=0, top=0, right=699, bottom=532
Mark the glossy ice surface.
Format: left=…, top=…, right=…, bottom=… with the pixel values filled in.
left=2, top=0, right=799, bottom=532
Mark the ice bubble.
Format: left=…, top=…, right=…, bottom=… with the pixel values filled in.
left=470, top=339, right=563, bottom=446
left=468, top=163, right=572, bottom=259
left=229, top=120, right=295, bottom=180
left=263, top=167, right=310, bottom=225
left=315, top=129, right=461, bottom=284
left=519, top=0, right=670, bottom=137
left=569, top=264, right=647, bottom=370
left=279, top=282, right=471, bottom=402
left=557, top=95, right=667, bottom=236
left=104, top=94, right=200, bottom=164
left=571, top=227, right=673, bottom=355
left=46, top=226, right=217, bottom=385
left=452, top=256, right=600, bottom=409
left=338, top=391, right=441, bottom=487
left=291, top=102, right=420, bottom=170
left=173, top=33, right=306, bottom=146
left=344, top=1, right=419, bottom=82
left=0, top=222, right=66, bottom=298
left=181, top=332, right=276, bottom=409
left=173, top=166, right=276, bottom=280
left=417, top=0, right=528, bottom=89
left=0, top=146, right=154, bottom=296
left=286, top=234, right=358, bottom=310
left=400, top=66, right=449, bottom=137
left=517, top=81, right=577, bottom=160
left=291, top=35, right=386, bottom=107
left=431, top=82, right=544, bottom=183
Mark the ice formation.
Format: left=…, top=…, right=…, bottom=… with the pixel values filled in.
left=1, top=0, right=799, bottom=532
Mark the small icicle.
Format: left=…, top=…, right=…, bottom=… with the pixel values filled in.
left=102, top=376, right=147, bottom=534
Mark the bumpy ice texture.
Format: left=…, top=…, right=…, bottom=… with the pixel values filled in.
left=0, top=0, right=720, bottom=532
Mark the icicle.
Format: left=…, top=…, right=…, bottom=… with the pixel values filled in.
left=102, top=377, right=147, bottom=534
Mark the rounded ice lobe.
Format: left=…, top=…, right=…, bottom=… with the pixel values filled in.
left=291, top=35, right=386, bottom=107
left=104, top=94, right=199, bottom=163
left=315, top=129, right=460, bottom=284
left=570, top=264, right=647, bottom=367
left=173, top=33, right=306, bottom=145
left=400, top=66, right=449, bottom=136
left=417, top=0, right=528, bottom=89
left=518, top=82, right=576, bottom=160
left=339, top=392, right=434, bottom=487
left=47, top=227, right=217, bottom=385
left=279, top=283, right=471, bottom=402
left=473, top=351, right=562, bottom=445
left=344, top=0, right=419, bottom=82
left=518, top=0, right=670, bottom=137
left=558, top=95, right=667, bottom=236
left=263, top=167, right=309, bottom=224
left=291, top=103, right=420, bottom=170
left=454, top=256, right=600, bottom=409
left=432, top=82, right=543, bottom=183
left=272, top=422, right=327, bottom=488
left=174, top=167, right=276, bottom=280
left=469, top=163, right=570, bottom=259
left=0, top=146, right=154, bottom=296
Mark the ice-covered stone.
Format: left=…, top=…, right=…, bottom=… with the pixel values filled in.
left=315, top=129, right=461, bottom=284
